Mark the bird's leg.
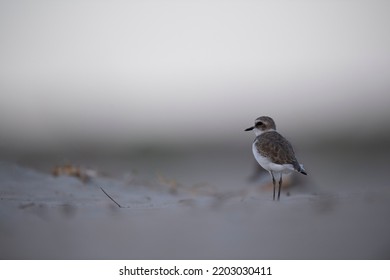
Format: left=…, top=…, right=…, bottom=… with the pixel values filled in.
left=277, top=174, right=282, bottom=200
left=270, top=171, right=276, bottom=200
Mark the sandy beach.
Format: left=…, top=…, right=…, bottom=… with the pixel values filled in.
left=1, top=0, right=390, bottom=260
left=1, top=142, right=389, bottom=260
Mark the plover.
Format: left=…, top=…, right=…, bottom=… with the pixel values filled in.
left=245, top=116, right=307, bottom=200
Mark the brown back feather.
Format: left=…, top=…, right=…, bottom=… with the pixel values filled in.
left=255, top=131, right=300, bottom=168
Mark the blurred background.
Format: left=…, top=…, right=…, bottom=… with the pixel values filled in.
left=1, top=0, right=390, bottom=259
left=1, top=0, right=389, bottom=150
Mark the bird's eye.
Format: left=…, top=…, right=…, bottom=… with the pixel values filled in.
left=256, top=121, right=263, bottom=126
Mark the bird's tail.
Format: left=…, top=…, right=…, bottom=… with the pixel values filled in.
left=293, top=161, right=307, bottom=175
left=298, top=164, right=307, bottom=175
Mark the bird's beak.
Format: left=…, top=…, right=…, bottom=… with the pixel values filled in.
left=244, top=126, right=254, bottom=131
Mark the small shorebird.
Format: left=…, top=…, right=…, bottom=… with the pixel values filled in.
left=245, top=116, right=307, bottom=200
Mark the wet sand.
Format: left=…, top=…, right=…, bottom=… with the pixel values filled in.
left=1, top=144, right=390, bottom=259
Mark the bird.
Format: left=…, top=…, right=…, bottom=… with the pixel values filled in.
left=245, top=116, right=307, bottom=200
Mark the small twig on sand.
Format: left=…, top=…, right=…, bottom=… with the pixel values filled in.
left=99, top=186, right=123, bottom=208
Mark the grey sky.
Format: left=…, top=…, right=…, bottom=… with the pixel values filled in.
left=1, top=0, right=389, bottom=146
